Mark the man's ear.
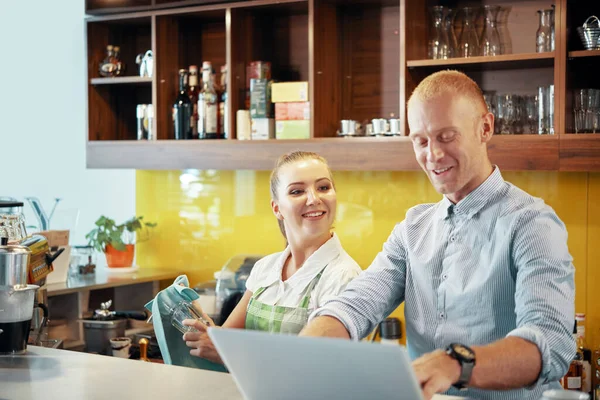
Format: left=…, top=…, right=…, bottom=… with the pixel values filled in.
left=481, top=112, right=494, bottom=142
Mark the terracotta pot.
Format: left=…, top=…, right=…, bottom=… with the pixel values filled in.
left=104, top=244, right=135, bottom=268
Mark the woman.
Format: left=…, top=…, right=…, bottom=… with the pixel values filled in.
left=183, top=151, right=362, bottom=364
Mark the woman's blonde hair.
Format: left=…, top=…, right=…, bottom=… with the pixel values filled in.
left=270, top=151, right=334, bottom=240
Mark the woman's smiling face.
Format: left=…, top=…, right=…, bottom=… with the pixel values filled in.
left=272, top=159, right=336, bottom=244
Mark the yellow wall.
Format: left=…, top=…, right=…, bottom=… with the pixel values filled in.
left=137, top=170, right=600, bottom=349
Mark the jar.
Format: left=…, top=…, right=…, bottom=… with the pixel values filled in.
left=69, top=246, right=96, bottom=276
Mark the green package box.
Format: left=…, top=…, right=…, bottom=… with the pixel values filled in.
left=276, top=120, right=310, bottom=139
left=250, top=79, right=273, bottom=118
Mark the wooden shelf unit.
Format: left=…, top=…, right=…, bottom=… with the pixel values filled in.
left=84, top=0, right=600, bottom=171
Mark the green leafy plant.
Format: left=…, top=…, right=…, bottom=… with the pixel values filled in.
left=85, top=215, right=157, bottom=252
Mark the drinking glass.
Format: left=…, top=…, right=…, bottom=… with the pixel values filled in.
left=481, top=5, right=501, bottom=56
left=458, top=7, right=480, bottom=58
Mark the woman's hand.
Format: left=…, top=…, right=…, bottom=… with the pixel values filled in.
left=182, top=318, right=223, bottom=365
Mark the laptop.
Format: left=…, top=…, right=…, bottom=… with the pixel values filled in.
left=208, top=328, right=426, bottom=400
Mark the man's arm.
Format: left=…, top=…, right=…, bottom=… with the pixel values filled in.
left=300, top=223, right=408, bottom=340
left=413, top=337, right=542, bottom=399
left=300, top=315, right=350, bottom=339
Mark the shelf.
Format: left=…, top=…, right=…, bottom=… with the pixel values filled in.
left=87, top=135, right=559, bottom=171
left=568, top=49, right=600, bottom=59
left=560, top=134, right=600, bottom=171
left=90, top=76, right=153, bottom=85
left=406, top=52, right=555, bottom=71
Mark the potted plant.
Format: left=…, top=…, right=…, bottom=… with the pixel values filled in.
left=85, top=216, right=157, bottom=268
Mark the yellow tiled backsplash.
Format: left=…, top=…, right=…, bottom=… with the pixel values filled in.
left=137, top=170, right=600, bottom=349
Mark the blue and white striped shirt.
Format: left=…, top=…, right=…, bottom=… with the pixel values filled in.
left=315, top=167, right=576, bottom=399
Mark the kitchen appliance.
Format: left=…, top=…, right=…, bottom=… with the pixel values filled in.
left=82, top=299, right=148, bottom=355
left=0, top=284, right=44, bottom=354
left=214, top=255, right=261, bottom=324
left=0, top=245, right=31, bottom=288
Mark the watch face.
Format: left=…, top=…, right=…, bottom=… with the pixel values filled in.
left=453, top=344, right=474, bottom=361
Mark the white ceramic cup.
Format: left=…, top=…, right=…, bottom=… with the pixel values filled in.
left=542, top=390, right=589, bottom=400
left=110, top=337, right=131, bottom=358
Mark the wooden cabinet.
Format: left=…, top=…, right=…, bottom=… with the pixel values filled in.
left=85, top=0, right=600, bottom=171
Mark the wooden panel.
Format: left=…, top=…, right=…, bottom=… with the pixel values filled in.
left=155, top=16, right=180, bottom=140
left=569, top=50, right=600, bottom=58
left=555, top=0, right=566, bottom=136
left=228, top=8, right=252, bottom=139
left=87, top=0, right=151, bottom=14
left=312, top=0, right=341, bottom=138
left=87, top=22, right=112, bottom=141
left=560, top=136, right=600, bottom=171
left=87, top=135, right=558, bottom=170
left=340, top=4, right=400, bottom=123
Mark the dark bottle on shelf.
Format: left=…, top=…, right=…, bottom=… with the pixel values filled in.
left=173, top=69, right=193, bottom=140
left=188, top=65, right=200, bottom=139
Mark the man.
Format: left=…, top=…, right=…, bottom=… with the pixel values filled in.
left=300, top=70, right=576, bottom=399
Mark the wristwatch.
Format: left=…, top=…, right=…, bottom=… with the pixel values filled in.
left=445, top=343, right=476, bottom=390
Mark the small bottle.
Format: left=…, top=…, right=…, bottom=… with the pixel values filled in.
left=219, top=65, right=228, bottom=139
left=173, top=69, right=193, bottom=140
left=379, top=318, right=402, bottom=346
left=188, top=65, right=200, bottom=139
left=113, top=46, right=124, bottom=76
left=139, top=338, right=151, bottom=362
left=562, top=320, right=583, bottom=391
left=576, top=313, right=592, bottom=394
left=99, top=45, right=117, bottom=77
left=198, top=62, right=219, bottom=139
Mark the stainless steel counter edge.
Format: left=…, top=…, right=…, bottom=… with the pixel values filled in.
left=45, top=268, right=183, bottom=296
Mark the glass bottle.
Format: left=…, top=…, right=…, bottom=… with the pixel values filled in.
left=480, top=5, right=501, bottom=56
left=219, top=65, right=228, bottom=139
left=99, top=45, right=117, bottom=77
left=458, top=7, right=480, bottom=58
left=536, top=9, right=554, bottom=53
left=562, top=320, right=583, bottom=391
left=444, top=8, right=458, bottom=58
left=198, top=61, right=219, bottom=139
left=173, top=69, right=193, bottom=140
left=497, top=6, right=512, bottom=54
left=428, top=6, right=450, bottom=60
left=188, top=65, right=200, bottom=139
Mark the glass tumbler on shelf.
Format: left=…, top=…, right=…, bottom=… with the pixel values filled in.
left=458, top=7, right=480, bottom=58
left=538, top=86, right=552, bottom=135
left=536, top=9, right=554, bottom=53
left=496, top=94, right=518, bottom=135
left=480, top=5, right=501, bottom=56
left=428, top=6, right=451, bottom=60
left=524, top=95, right=538, bottom=135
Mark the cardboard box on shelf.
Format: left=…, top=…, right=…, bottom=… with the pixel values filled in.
left=276, top=120, right=310, bottom=140
left=275, top=102, right=310, bottom=121
left=251, top=118, right=275, bottom=140
left=37, top=230, right=70, bottom=247
left=271, top=82, right=308, bottom=103
left=250, top=79, right=273, bottom=118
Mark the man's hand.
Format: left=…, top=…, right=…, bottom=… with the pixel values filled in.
left=412, top=350, right=461, bottom=400
left=182, top=318, right=223, bottom=364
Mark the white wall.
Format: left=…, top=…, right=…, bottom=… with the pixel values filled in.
left=0, top=2, right=135, bottom=245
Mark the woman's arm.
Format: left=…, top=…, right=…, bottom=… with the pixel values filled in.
left=222, top=290, right=253, bottom=328
left=183, top=290, right=253, bottom=363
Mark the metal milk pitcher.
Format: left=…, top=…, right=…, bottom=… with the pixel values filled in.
left=135, top=50, right=153, bottom=78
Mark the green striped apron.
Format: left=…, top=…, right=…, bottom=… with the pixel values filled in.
left=245, top=266, right=327, bottom=335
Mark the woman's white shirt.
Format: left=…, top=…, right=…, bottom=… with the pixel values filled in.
left=245, top=233, right=362, bottom=309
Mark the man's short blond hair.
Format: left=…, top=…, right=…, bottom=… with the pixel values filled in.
left=408, top=70, right=487, bottom=115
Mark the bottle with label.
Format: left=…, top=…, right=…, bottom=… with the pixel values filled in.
left=99, top=45, right=117, bottom=77
left=562, top=319, right=584, bottom=391
left=576, top=313, right=593, bottom=395
left=173, top=69, right=193, bottom=140
left=188, top=65, right=200, bottom=139
left=198, top=62, right=219, bottom=139
left=219, top=65, right=228, bottom=139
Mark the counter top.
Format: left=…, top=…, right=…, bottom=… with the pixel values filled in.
left=0, top=347, right=463, bottom=400
left=46, top=268, right=181, bottom=296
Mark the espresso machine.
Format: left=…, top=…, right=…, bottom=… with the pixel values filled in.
left=0, top=200, right=56, bottom=349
